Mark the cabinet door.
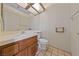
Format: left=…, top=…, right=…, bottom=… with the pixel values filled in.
left=16, top=48, right=28, bottom=56
left=19, top=36, right=37, bottom=51
left=28, top=43, right=38, bottom=56
left=2, top=44, right=19, bottom=56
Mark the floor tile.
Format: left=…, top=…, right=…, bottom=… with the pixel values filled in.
left=36, top=45, right=71, bottom=56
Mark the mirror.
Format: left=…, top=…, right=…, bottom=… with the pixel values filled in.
left=0, top=3, right=3, bottom=32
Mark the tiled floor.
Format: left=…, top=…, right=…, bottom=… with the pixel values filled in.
left=36, top=45, right=72, bottom=56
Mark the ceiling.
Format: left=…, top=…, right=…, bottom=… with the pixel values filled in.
left=4, top=3, right=53, bottom=17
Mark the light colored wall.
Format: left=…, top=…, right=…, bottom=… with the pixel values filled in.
left=30, top=4, right=71, bottom=52
left=3, top=5, right=31, bottom=31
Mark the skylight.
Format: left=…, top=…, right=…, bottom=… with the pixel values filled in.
left=33, top=3, right=40, bottom=11
left=17, top=3, right=45, bottom=16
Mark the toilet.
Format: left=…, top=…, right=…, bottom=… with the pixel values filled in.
left=34, top=31, right=48, bottom=50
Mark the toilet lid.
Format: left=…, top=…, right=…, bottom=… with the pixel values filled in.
left=38, top=39, right=48, bottom=42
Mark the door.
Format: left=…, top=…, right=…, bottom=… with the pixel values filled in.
left=71, top=13, right=79, bottom=55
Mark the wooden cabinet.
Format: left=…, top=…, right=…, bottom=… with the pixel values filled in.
left=2, top=43, right=19, bottom=56
left=18, top=36, right=37, bottom=51
left=16, top=49, right=28, bottom=56
left=28, top=43, right=38, bottom=56
left=0, top=36, right=38, bottom=56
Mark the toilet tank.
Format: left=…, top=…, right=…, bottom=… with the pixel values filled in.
left=33, top=31, right=42, bottom=39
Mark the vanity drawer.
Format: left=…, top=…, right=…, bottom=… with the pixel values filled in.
left=2, top=43, right=19, bottom=56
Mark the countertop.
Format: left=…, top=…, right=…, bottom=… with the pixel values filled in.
left=0, top=31, right=37, bottom=46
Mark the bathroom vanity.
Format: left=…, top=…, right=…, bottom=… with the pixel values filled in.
left=0, top=31, right=38, bottom=56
